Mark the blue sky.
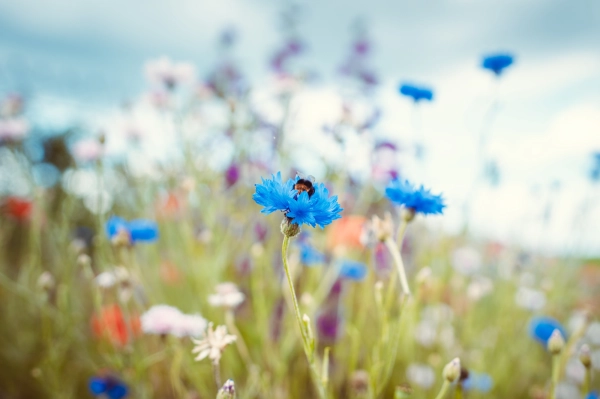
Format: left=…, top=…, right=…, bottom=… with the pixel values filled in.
left=1, top=0, right=599, bottom=254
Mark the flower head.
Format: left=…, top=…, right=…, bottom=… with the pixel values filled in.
left=338, top=260, right=368, bottom=281
left=463, top=371, right=493, bottom=392
left=1, top=196, right=33, bottom=221
left=208, top=283, right=245, bottom=309
left=253, top=173, right=343, bottom=229
left=141, top=304, right=207, bottom=338
left=217, top=379, right=236, bottom=399
left=399, top=84, right=434, bottom=102
left=385, top=180, right=445, bottom=215
left=529, top=316, right=567, bottom=346
left=89, top=374, right=128, bottom=399
left=482, top=53, right=514, bottom=76
left=106, top=216, right=159, bottom=244
left=73, top=138, right=103, bottom=162
left=91, top=304, right=141, bottom=346
left=191, top=323, right=237, bottom=365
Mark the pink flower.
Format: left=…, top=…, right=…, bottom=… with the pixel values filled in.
left=73, top=139, right=103, bottom=162
left=141, top=305, right=208, bottom=338
left=0, top=118, right=29, bottom=142
left=145, top=57, right=196, bottom=89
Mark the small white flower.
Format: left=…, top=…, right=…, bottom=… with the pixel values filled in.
left=172, top=314, right=208, bottom=338
left=452, top=246, right=481, bottom=275
left=515, top=287, right=546, bottom=311
left=192, top=323, right=236, bottom=365
left=406, top=363, right=435, bottom=389
left=208, top=282, right=245, bottom=309
left=37, top=271, right=55, bottom=291
left=95, top=271, right=117, bottom=288
left=145, top=56, right=196, bottom=88
left=466, top=276, right=494, bottom=301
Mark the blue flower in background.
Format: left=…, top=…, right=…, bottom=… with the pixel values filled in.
left=463, top=371, right=493, bottom=392
left=529, top=316, right=567, bottom=346
left=590, top=152, right=600, bottom=182
left=299, top=243, right=325, bottom=266
left=482, top=53, right=514, bottom=76
left=586, top=391, right=599, bottom=399
left=399, top=83, right=434, bottom=102
left=253, top=173, right=343, bottom=229
left=106, top=216, right=159, bottom=243
left=89, top=375, right=128, bottom=399
left=385, top=179, right=445, bottom=215
left=338, top=260, right=367, bottom=281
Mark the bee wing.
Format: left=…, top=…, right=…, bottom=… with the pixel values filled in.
left=307, top=175, right=316, bottom=183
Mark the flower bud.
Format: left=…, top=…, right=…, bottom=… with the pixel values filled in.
left=349, top=370, right=370, bottom=398
left=443, top=357, right=461, bottom=382
left=216, top=379, right=235, bottom=399
left=395, top=384, right=412, bottom=398
left=37, top=271, right=55, bottom=291
left=579, top=344, right=591, bottom=368
left=281, top=218, right=301, bottom=238
left=303, top=314, right=314, bottom=345
left=547, top=329, right=565, bottom=355
left=402, top=208, right=416, bottom=223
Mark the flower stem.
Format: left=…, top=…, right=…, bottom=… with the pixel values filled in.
left=281, top=235, right=326, bottom=399
left=213, top=362, right=222, bottom=389
left=225, top=309, right=253, bottom=369
left=385, top=235, right=411, bottom=296
left=549, top=354, right=560, bottom=399
left=434, top=381, right=451, bottom=399
left=582, top=367, right=591, bottom=398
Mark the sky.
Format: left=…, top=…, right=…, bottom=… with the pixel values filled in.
left=0, top=0, right=599, bottom=255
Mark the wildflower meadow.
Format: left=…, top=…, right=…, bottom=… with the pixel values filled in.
left=0, top=2, right=599, bottom=399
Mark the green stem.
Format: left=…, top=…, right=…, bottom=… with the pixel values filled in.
left=225, top=309, right=254, bottom=369
left=434, top=381, right=451, bottom=399
left=281, top=235, right=326, bottom=399
left=550, top=354, right=560, bottom=399
left=385, top=235, right=410, bottom=296
left=582, top=368, right=591, bottom=398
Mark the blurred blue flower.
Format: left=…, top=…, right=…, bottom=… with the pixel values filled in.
left=253, top=173, right=343, bottom=228
left=385, top=180, right=445, bottom=215
left=590, top=152, right=600, bottom=182
left=586, top=391, right=599, bottom=399
left=89, top=375, right=128, bottom=399
left=106, top=216, right=159, bottom=243
left=338, top=260, right=367, bottom=281
left=482, top=54, right=514, bottom=76
left=528, top=316, right=567, bottom=346
left=399, top=84, right=434, bottom=102
left=299, top=243, right=325, bottom=266
left=463, top=371, right=493, bottom=392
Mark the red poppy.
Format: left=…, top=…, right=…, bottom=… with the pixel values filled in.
left=326, top=215, right=367, bottom=250
left=91, top=304, right=141, bottom=346
left=2, top=196, right=32, bottom=221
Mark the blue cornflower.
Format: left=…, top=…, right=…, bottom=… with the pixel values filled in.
left=463, top=371, right=493, bottom=392
left=586, top=391, right=599, bottom=399
left=338, top=260, right=367, bottom=281
left=528, top=316, right=567, bottom=346
left=590, top=152, right=600, bottom=182
left=399, top=83, right=434, bottom=102
left=299, top=243, right=325, bottom=266
left=385, top=179, right=445, bottom=215
left=106, top=216, right=159, bottom=243
left=482, top=54, right=514, bottom=76
left=89, top=375, right=128, bottom=399
left=253, top=173, right=343, bottom=229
